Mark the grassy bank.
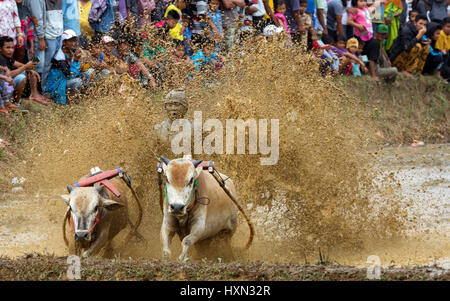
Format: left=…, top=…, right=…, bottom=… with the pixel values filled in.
left=338, top=75, right=449, bottom=144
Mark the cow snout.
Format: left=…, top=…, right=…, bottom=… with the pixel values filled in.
left=170, top=203, right=185, bottom=213
left=74, top=232, right=89, bottom=241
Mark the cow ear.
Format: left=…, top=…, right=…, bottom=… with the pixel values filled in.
left=102, top=199, right=125, bottom=211
left=60, top=194, right=70, bottom=206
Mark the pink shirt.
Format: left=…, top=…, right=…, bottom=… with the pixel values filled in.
left=274, top=13, right=290, bottom=34
left=350, top=8, right=373, bottom=42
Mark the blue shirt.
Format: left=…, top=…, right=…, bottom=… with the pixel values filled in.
left=63, top=0, right=81, bottom=35
left=208, top=9, right=223, bottom=36
left=191, top=49, right=217, bottom=71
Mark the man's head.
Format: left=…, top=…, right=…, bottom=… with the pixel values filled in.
left=174, top=40, right=186, bottom=58
left=375, top=24, right=388, bottom=41
left=164, top=88, right=188, bottom=121
left=117, top=34, right=135, bottom=55
left=414, top=15, right=428, bottom=32
left=299, top=0, right=308, bottom=14
left=167, top=10, right=181, bottom=29
left=0, top=36, right=14, bottom=58
left=62, top=29, right=78, bottom=51
left=442, top=17, right=450, bottom=36
left=201, top=37, right=215, bottom=57
left=101, top=35, right=116, bottom=54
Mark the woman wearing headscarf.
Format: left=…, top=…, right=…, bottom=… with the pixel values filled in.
left=422, top=22, right=444, bottom=76
left=384, top=0, right=402, bottom=52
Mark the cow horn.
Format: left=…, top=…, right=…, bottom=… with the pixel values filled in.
left=160, top=156, right=170, bottom=165
left=95, top=184, right=104, bottom=194
left=67, top=185, right=74, bottom=193
left=193, top=160, right=203, bottom=168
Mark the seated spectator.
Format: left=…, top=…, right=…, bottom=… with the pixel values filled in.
left=389, top=14, right=430, bottom=76
left=331, top=35, right=347, bottom=57
left=408, top=9, right=419, bottom=24
left=162, top=10, right=184, bottom=41
left=182, top=13, right=194, bottom=56
left=0, top=36, right=42, bottom=109
left=44, top=30, right=85, bottom=104
left=113, top=34, right=157, bottom=89
left=191, top=36, right=223, bottom=72
left=435, top=17, right=450, bottom=55
left=89, top=36, right=112, bottom=80
left=0, top=66, right=15, bottom=115
left=422, top=23, right=444, bottom=76
left=363, top=24, right=398, bottom=83
left=312, top=40, right=340, bottom=76
left=164, top=0, right=187, bottom=19
left=173, top=39, right=192, bottom=64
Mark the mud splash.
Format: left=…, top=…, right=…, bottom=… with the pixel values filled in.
left=1, top=37, right=424, bottom=265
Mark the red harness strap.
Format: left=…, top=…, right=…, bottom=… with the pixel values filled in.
left=70, top=208, right=102, bottom=234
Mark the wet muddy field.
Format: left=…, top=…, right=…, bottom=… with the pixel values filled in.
left=0, top=144, right=448, bottom=280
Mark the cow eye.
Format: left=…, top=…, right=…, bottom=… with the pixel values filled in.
left=189, top=177, right=193, bottom=185
left=94, top=205, right=98, bottom=212
left=166, top=176, right=169, bottom=184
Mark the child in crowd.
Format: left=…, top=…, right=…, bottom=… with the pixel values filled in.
left=191, top=37, right=223, bottom=72
left=173, top=40, right=192, bottom=64
left=331, top=35, right=348, bottom=57
left=207, top=0, right=223, bottom=41
left=0, top=66, right=15, bottom=115
left=312, top=40, right=340, bottom=76
left=348, top=0, right=382, bottom=43
left=299, top=0, right=316, bottom=49
left=182, top=14, right=194, bottom=56
left=436, top=17, right=450, bottom=55
left=165, top=10, right=184, bottom=41
left=342, top=37, right=368, bottom=76
left=274, top=0, right=290, bottom=35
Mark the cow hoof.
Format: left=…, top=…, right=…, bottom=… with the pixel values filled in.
left=82, top=251, right=89, bottom=258
left=162, top=252, right=171, bottom=261
left=178, top=256, right=190, bottom=263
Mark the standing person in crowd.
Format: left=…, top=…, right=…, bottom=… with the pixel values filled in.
left=326, top=0, right=346, bottom=41
left=152, top=0, right=172, bottom=22
left=248, top=0, right=267, bottom=32
left=138, top=0, right=156, bottom=27
left=27, top=0, right=64, bottom=91
left=367, top=0, right=384, bottom=35
left=422, top=23, right=444, bottom=76
left=384, top=0, right=403, bottom=52
left=0, top=36, right=41, bottom=108
left=412, top=0, right=429, bottom=17
left=315, top=0, right=328, bottom=36
left=362, top=24, right=398, bottom=82
left=63, top=0, right=81, bottom=36
left=347, top=0, right=382, bottom=43
left=389, top=14, right=430, bottom=75
left=0, top=0, right=25, bottom=48
left=207, top=0, right=224, bottom=41
left=221, top=0, right=246, bottom=51
left=88, top=0, right=115, bottom=36
left=428, top=0, right=447, bottom=23
left=273, top=0, right=291, bottom=35
left=79, top=0, right=94, bottom=41
left=284, top=0, right=306, bottom=44
left=14, top=0, right=34, bottom=63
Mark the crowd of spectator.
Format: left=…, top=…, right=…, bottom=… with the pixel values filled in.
left=0, top=0, right=449, bottom=115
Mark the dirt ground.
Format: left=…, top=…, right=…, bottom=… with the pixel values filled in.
left=0, top=254, right=448, bottom=281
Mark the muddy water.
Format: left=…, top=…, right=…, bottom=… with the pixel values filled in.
left=0, top=144, right=448, bottom=267
left=0, top=39, right=448, bottom=268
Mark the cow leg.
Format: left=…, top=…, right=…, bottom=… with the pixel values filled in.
left=178, top=223, right=205, bottom=262
left=161, top=215, right=177, bottom=260
left=83, top=230, right=109, bottom=257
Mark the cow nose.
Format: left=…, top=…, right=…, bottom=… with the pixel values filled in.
left=170, top=203, right=185, bottom=212
left=74, top=232, right=89, bottom=241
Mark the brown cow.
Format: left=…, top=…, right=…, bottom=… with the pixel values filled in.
left=160, top=156, right=253, bottom=262
left=61, top=176, right=128, bottom=257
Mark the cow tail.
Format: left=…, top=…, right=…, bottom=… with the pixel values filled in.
left=237, top=203, right=254, bottom=250
left=62, top=207, right=71, bottom=247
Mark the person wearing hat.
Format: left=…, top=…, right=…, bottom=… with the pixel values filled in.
left=44, top=29, right=85, bottom=104
left=153, top=88, right=194, bottom=156
left=362, top=24, right=398, bottom=83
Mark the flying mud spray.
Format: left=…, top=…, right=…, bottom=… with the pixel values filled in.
left=2, top=32, right=448, bottom=268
